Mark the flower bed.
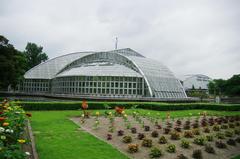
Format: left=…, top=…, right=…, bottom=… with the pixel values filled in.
left=0, top=99, right=32, bottom=159
left=70, top=110, right=240, bottom=159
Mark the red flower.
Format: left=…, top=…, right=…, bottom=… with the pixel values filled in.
left=25, top=113, right=32, bottom=117
left=0, top=117, right=6, bottom=121
left=115, top=106, right=124, bottom=114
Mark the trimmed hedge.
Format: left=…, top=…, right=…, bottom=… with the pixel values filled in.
left=14, top=101, right=240, bottom=111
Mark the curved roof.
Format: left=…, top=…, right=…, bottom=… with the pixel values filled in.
left=24, top=52, right=93, bottom=79
left=24, top=48, right=187, bottom=98
left=127, top=56, right=186, bottom=98
left=56, top=62, right=142, bottom=78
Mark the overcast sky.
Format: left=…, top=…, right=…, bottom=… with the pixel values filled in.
left=1, top=0, right=239, bottom=79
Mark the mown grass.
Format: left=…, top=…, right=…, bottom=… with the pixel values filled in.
left=30, top=111, right=129, bottom=159
left=30, top=109, right=240, bottom=159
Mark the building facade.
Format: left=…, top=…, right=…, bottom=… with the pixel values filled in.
left=20, top=48, right=187, bottom=99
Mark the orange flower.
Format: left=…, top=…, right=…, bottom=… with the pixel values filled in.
left=2, top=122, right=9, bottom=126
left=82, top=100, right=88, bottom=109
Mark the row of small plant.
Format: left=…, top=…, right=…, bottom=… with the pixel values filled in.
left=96, top=111, right=240, bottom=158
left=0, top=99, right=32, bottom=159
left=122, top=134, right=240, bottom=159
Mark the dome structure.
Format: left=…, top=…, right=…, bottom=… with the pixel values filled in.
left=21, top=48, right=187, bottom=99
left=182, top=74, right=211, bottom=90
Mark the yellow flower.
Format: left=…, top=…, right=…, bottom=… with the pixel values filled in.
left=96, top=112, right=100, bottom=116
left=18, top=139, right=26, bottom=144
left=124, top=114, right=128, bottom=117
left=2, top=122, right=9, bottom=127
left=122, top=111, right=125, bottom=114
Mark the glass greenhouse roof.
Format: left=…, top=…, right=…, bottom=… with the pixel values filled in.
left=24, top=52, right=93, bottom=79
left=23, top=48, right=187, bottom=98
left=56, top=62, right=142, bottom=78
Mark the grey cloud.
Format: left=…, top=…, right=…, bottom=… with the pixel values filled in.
left=0, top=0, right=239, bottom=79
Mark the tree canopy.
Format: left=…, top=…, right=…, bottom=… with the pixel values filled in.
left=23, top=42, right=48, bottom=70
left=0, top=35, right=26, bottom=89
left=0, top=35, right=49, bottom=90
left=208, top=74, right=240, bottom=97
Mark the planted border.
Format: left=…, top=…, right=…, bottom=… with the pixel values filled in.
left=15, top=101, right=240, bottom=111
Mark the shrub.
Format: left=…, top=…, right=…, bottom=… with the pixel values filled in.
left=131, top=127, right=137, bottom=134
left=234, top=129, right=240, bottom=135
left=203, top=127, right=210, bottom=133
left=122, top=136, right=132, bottom=143
left=221, top=124, right=228, bottom=129
left=192, top=149, right=203, bottom=159
left=0, top=100, right=30, bottom=159
left=194, top=136, right=205, bottom=145
left=201, top=118, right=208, bottom=127
left=177, top=154, right=188, bottom=159
left=184, top=121, right=191, bottom=130
left=181, top=139, right=190, bottom=148
left=205, top=144, right=215, bottom=154
left=174, top=126, right=182, bottom=132
left=144, top=126, right=150, bottom=131
left=107, top=134, right=112, bottom=140
left=183, top=124, right=190, bottom=130
left=19, top=102, right=240, bottom=111
left=149, top=147, right=162, bottom=158
left=235, top=122, right=240, bottom=126
left=184, top=130, right=194, bottom=138
left=156, top=124, right=162, bottom=129
left=215, top=140, right=227, bottom=148
left=164, top=128, right=171, bottom=134
left=142, top=138, right=152, bottom=147
left=229, top=123, right=235, bottom=128
left=158, top=136, right=167, bottom=144
left=225, top=130, right=234, bottom=137
left=227, top=139, right=236, bottom=146
left=170, top=131, right=180, bottom=140
left=166, top=122, right=172, bottom=128
left=176, top=119, right=182, bottom=125
left=215, top=132, right=225, bottom=139
left=166, top=144, right=176, bottom=153
left=138, top=133, right=145, bottom=140
left=151, top=130, right=159, bottom=138
left=117, top=130, right=124, bottom=136
left=128, top=144, right=139, bottom=153
left=177, top=153, right=188, bottom=159
left=235, top=137, right=240, bottom=143
left=192, top=129, right=200, bottom=135
left=192, top=122, right=199, bottom=128
left=205, top=135, right=214, bottom=142
left=212, top=125, right=220, bottom=131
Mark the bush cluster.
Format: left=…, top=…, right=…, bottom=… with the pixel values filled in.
left=17, top=101, right=240, bottom=111
left=149, top=147, right=162, bottom=158
left=166, top=144, right=176, bottom=153
left=0, top=100, right=30, bottom=159
left=122, top=136, right=132, bottom=143
left=194, top=136, right=205, bottom=145
left=158, top=136, right=167, bottom=144
left=142, top=138, right=152, bottom=147
left=128, top=144, right=139, bottom=153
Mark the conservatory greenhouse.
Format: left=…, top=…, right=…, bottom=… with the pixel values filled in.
left=20, top=48, right=187, bottom=99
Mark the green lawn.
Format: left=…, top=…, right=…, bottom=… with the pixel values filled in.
left=30, top=109, right=240, bottom=159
